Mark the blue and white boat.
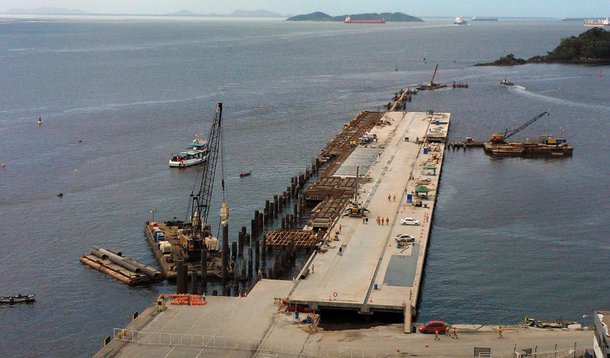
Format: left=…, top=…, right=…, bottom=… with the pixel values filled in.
left=169, top=139, right=209, bottom=168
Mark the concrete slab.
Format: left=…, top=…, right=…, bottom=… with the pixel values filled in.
left=333, top=147, right=382, bottom=178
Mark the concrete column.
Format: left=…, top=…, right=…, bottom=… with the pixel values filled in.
left=251, top=219, right=257, bottom=240
left=273, top=195, right=279, bottom=217
left=238, top=231, right=244, bottom=257
left=254, top=240, right=260, bottom=275
left=261, top=233, right=267, bottom=267
left=231, top=241, right=237, bottom=260
left=190, top=270, right=198, bottom=294
left=247, top=247, right=253, bottom=279
left=176, top=260, right=186, bottom=294
left=200, top=248, right=207, bottom=294
left=222, top=223, right=229, bottom=292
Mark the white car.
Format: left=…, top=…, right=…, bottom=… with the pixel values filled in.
left=400, top=217, right=420, bottom=226
left=395, top=234, right=415, bottom=242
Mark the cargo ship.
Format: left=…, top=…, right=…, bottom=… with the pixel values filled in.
left=584, top=18, right=610, bottom=27
left=344, top=16, right=385, bottom=24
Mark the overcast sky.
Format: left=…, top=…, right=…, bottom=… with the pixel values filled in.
left=0, top=0, right=607, bottom=18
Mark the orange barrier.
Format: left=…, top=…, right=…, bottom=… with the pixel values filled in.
left=167, top=294, right=208, bottom=306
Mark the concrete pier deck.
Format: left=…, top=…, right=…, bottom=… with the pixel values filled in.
left=289, top=111, right=450, bottom=318
left=95, top=110, right=595, bottom=357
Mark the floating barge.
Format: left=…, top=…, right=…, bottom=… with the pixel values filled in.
left=80, top=247, right=162, bottom=285
left=144, top=221, right=231, bottom=280
left=450, top=136, right=573, bottom=157
left=483, top=139, right=574, bottom=157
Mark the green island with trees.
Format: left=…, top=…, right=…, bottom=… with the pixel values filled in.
left=286, top=12, right=423, bottom=22
left=476, top=27, right=610, bottom=66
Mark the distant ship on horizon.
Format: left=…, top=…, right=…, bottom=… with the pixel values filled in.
left=471, top=17, right=498, bottom=22
left=454, top=16, right=468, bottom=25
left=584, top=18, right=609, bottom=27
left=344, top=16, right=385, bottom=24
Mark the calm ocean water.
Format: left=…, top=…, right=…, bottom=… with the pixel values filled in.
left=0, top=16, right=608, bottom=357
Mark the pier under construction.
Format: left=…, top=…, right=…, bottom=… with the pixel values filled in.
left=96, top=95, right=463, bottom=355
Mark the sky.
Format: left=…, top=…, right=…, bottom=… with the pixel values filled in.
left=0, top=0, right=608, bottom=18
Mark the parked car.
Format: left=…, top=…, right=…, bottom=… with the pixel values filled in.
left=400, top=217, right=420, bottom=226
left=394, top=234, right=415, bottom=242
left=417, top=320, right=449, bottom=334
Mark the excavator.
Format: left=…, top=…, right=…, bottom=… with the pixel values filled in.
left=489, top=109, right=550, bottom=143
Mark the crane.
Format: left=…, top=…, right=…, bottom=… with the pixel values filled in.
left=186, top=102, right=226, bottom=257
left=490, top=109, right=550, bottom=143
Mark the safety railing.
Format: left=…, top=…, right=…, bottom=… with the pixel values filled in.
left=112, top=328, right=379, bottom=357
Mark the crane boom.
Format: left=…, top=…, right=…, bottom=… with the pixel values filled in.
left=190, top=102, right=223, bottom=239
left=503, top=110, right=550, bottom=140
left=429, top=64, right=439, bottom=85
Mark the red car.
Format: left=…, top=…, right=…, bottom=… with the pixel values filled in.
left=417, top=320, right=449, bottom=334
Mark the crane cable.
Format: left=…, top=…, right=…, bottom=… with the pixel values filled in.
left=216, top=108, right=227, bottom=238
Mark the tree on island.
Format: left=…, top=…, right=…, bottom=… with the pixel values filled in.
left=541, top=27, right=610, bottom=63
left=476, top=28, right=610, bottom=66
left=286, top=11, right=423, bottom=22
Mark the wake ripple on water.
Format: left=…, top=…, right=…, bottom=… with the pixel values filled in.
left=511, top=86, right=610, bottom=112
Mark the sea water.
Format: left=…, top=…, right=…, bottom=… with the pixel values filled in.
left=0, top=16, right=608, bottom=357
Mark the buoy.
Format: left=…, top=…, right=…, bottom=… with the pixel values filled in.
left=37, top=117, right=43, bottom=125
left=78, top=139, right=83, bottom=143
left=1, top=163, right=5, bottom=168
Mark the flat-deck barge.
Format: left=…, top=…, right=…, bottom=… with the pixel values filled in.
left=144, top=221, right=230, bottom=280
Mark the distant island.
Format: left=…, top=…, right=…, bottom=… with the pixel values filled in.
left=475, top=28, right=610, bottom=66
left=166, top=9, right=283, bottom=17
left=2, top=7, right=286, bottom=18
left=286, top=12, right=423, bottom=22
left=4, top=7, right=88, bottom=15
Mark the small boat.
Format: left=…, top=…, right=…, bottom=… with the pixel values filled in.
left=37, top=117, right=43, bottom=125
left=454, top=17, right=468, bottom=25
left=169, top=139, right=209, bottom=168
left=344, top=16, right=385, bottom=24
left=239, top=171, right=252, bottom=178
left=1, top=294, right=35, bottom=304
left=500, top=79, right=514, bottom=86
